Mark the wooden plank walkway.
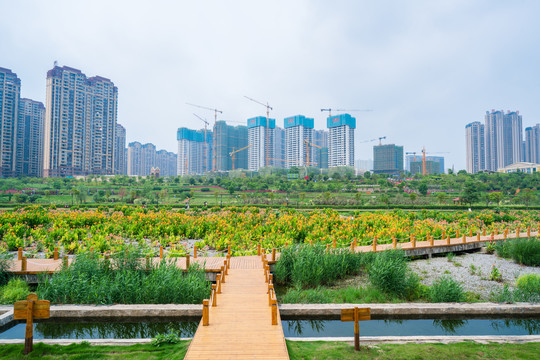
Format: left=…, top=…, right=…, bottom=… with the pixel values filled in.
left=6, top=230, right=538, bottom=273
left=184, top=256, right=289, bottom=360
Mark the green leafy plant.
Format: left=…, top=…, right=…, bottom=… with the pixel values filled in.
left=486, top=241, right=496, bottom=254
left=489, top=264, right=503, bottom=282
left=151, top=331, right=183, bottom=347
left=429, top=276, right=465, bottom=302
left=0, top=278, right=30, bottom=304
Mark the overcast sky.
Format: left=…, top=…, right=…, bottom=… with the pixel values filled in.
left=2, top=0, right=539, bottom=171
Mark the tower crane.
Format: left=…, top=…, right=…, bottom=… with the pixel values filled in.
left=303, top=140, right=322, bottom=167
left=321, top=108, right=372, bottom=117
left=358, top=136, right=386, bottom=145
left=229, top=144, right=252, bottom=170
left=186, top=102, right=223, bottom=171
left=408, top=148, right=449, bottom=176
left=244, top=96, right=272, bottom=168
left=193, top=113, right=210, bottom=173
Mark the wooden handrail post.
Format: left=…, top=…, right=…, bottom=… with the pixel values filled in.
left=265, top=265, right=269, bottom=283
left=516, top=227, right=520, bottom=237
left=53, top=247, right=58, bottom=261
left=271, top=298, right=277, bottom=325
left=194, top=245, right=198, bottom=258
left=226, top=255, right=231, bottom=270
left=456, top=229, right=460, bottom=238
left=21, top=256, right=27, bottom=272
left=272, top=248, right=276, bottom=262
left=353, top=238, right=357, bottom=247
left=429, top=236, right=434, bottom=247
left=411, top=236, right=416, bottom=249
left=257, top=244, right=261, bottom=256
left=332, top=239, right=336, bottom=248
left=372, top=237, right=377, bottom=252
left=446, top=236, right=450, bottom=245
left=469, top=229, right=473, bottom=237
left=442, top=230, right=446, bottom=239
left=392, top=236, right=397, bottom=249
left=462, top=235, right=466, bottom=244
left=211, top=284, right=217, bottom=307
left=477, top=233, right=480, bottom=242
left=527, top=226, right=531, bottom=237
left=504, top=231, right=508, bottom=240
left=18, top=247, right=23, bottom=261
left=490, top=232, right=494, bottom=241
left=202, top=299, right=209, bottom=326
left=216, top=274, right=222, bottom=294
left=186, top=254, right=190, bottom=270
left=159, top=246, right=163, bottom=260
left=482, top=228, right=486, bottom=236
left=227, top=245, right=231, bottom=256
left=221, top=266, right=225, bottom=283
left=494, top=227, right=498, bottom=236
left=269, top=274, right=273, bottom=284
left=268, top=284, right=274, bottom=306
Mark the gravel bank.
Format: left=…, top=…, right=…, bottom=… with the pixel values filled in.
left=409, top=252, right=540, bottom=300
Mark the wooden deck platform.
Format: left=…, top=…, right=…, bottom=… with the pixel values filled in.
left=184, top=256, right=289, bottom=360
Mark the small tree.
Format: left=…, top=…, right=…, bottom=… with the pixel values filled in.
left=409, top=193, right=417, bottom=204
left=488, top=191, right=503, bottom=206
left=436, top=192, right=447, bottom=206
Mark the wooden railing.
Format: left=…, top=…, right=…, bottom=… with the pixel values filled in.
left=201, top=256, right=229, bottom=326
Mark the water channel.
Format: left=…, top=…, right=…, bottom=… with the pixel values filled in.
left=0, top=317, right=538, bottom=340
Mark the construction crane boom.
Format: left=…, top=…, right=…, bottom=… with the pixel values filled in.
left=193, top=113, right=210, bottom=173
left=321, top=108, right=372, bottom=117
left=229, top=144, right=252, bottom=170
left=303, top=140, right=322, bottom=167
left=244, top=96, right=272, bottom=168
left=186, top=103, right=223, bottom=171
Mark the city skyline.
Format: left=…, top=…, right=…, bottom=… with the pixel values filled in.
left=2, top=1, right=539, bottom=171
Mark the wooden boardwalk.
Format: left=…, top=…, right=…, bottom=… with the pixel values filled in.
left=184, top=256, right=289, bottom=360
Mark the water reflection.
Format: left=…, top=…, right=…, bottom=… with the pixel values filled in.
left=433, top=319, right=468, bottom=335
left=490, top=319, right=539, bottom=335
left=35, top=321, right=198, bottom=339
left=286, top=320, right=325, bottom=336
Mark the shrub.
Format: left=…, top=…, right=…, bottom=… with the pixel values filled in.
left=0, top=278, right=30, bottom=304
left=429, top=276, right=465, bottom=302
left=0, top=253, right=12, bottom=286
left=515, top=274, right=540, bottom=302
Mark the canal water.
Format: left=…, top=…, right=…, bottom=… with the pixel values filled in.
left=0, top=318, right=538, bottom=340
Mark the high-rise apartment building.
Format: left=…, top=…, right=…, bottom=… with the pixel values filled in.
left=156, top=150, right=177, bottom=176
left=373, top=144, right=403, bottom=174
left=114, top=123, right=126, bottom=175
left=177, top=128, right=210, bottom=175
left=465, top=121, right=485, bottom=173
left=141, top=143, right=156, bottom=176
left=327, top=114, right=355, bottom=167
left=127, top=141, right=143, bottom=176
left=313, top=130, right=328, bottom=169
left=247, top=116, right=275, bottom=171
left=284, top=115, right=314, bottom=168
left=484, top=110, right=522, bottom=172
left=43, top=65, right=118, bottom=177
left=214, top=121, right=248, bottom=171
left=273, top=127, right=286, bottom=168
left=524, top=125, right=540, bottom=164
left=16, top=99, right=45, bottom=177
left=0, top=67, right=21, bottom=177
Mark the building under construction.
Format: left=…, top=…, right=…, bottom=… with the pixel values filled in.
left=373, top=144, right=404, bottom=175
left=214, top=121, right=248, bottom=171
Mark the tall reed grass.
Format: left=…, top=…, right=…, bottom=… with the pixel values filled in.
left=495, top=238, right=540, bottom=266
left=274, top=245, right=373, bottom=288
left=38, top=251, right=210, bottom=304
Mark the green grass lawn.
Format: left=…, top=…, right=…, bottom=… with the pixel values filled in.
left=0, top=341, right=538, bottom=359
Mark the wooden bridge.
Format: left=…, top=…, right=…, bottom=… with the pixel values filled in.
left=6, top=225, right=538, bottom=274
left=184, top=255, right=289, bottom=360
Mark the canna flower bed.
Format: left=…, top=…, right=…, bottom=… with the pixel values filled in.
left=0, top=205, right=538, bottom=256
